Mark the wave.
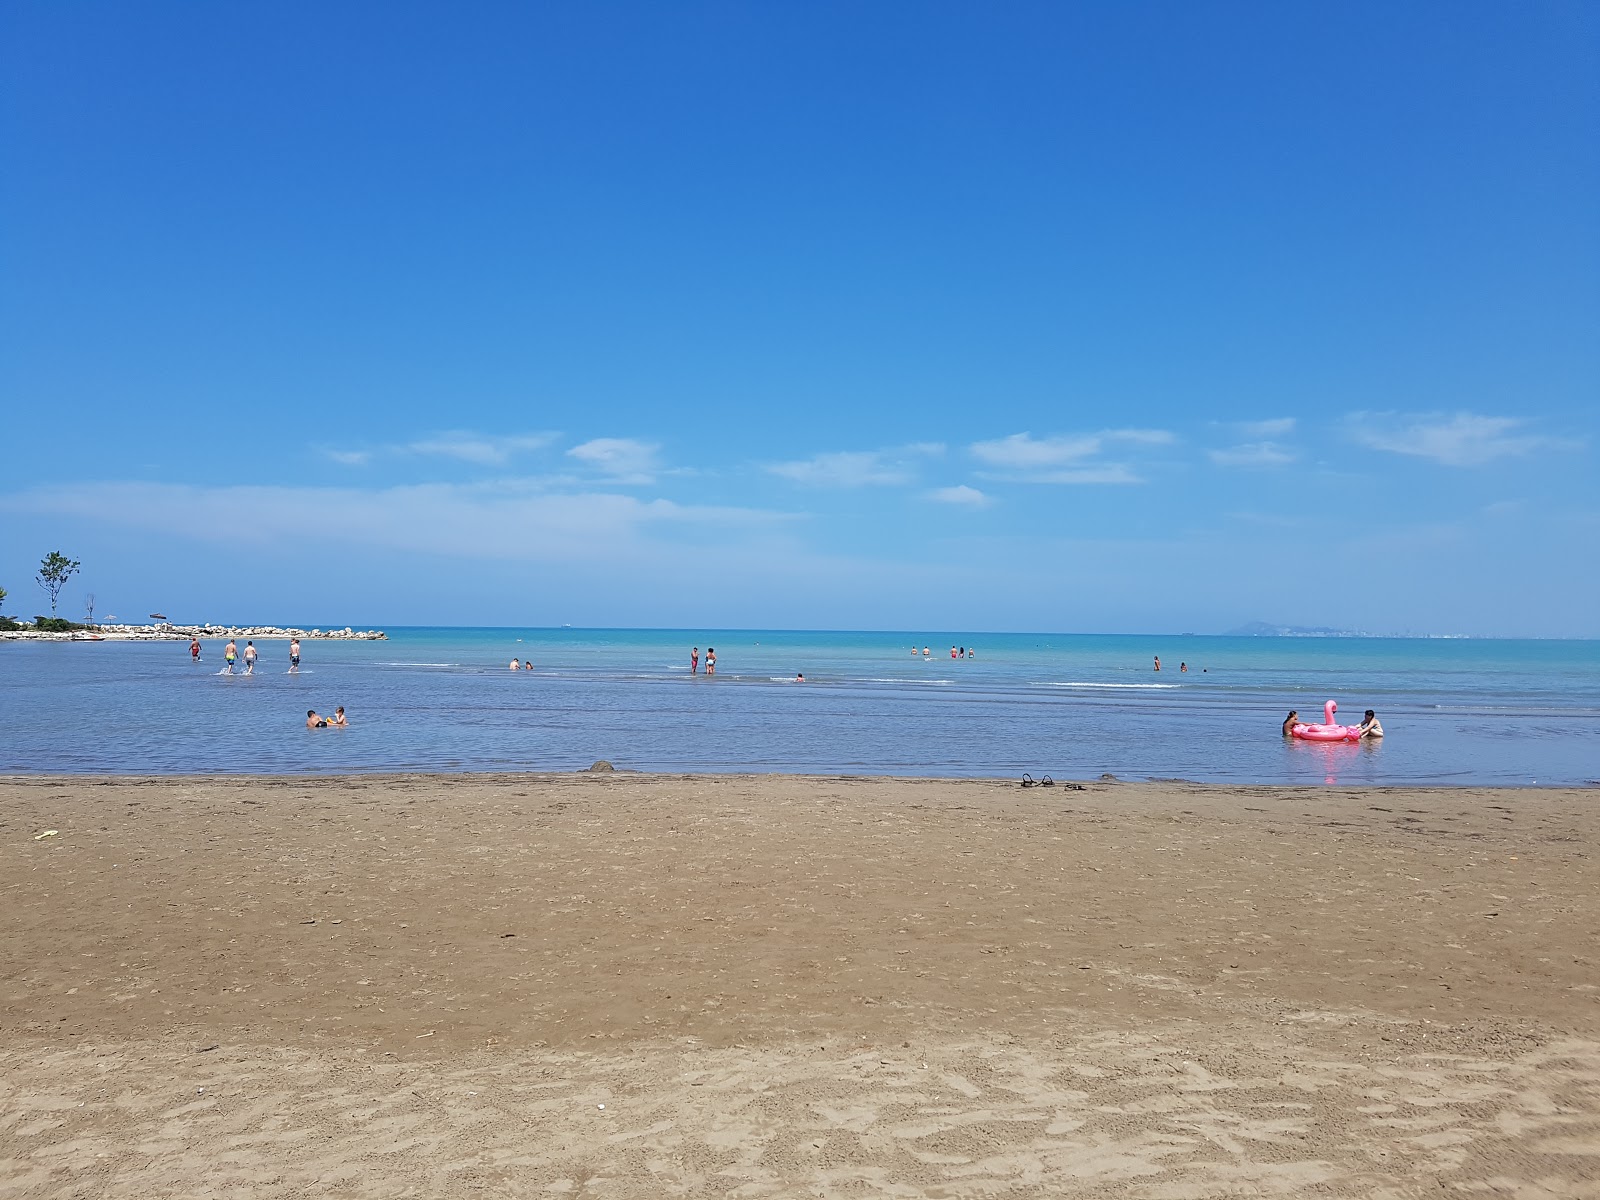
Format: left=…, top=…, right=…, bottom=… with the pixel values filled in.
left=1033, top=681, right=1182, bottom=690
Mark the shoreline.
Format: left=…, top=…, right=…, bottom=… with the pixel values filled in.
left=3, top=773, right=1596, bottom=1195
left=0, top=767, right=1596, bottom=789
left=0, top=622, right=386, bottom=641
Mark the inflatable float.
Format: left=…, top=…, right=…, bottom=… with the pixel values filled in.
left=1291, top=700, right=1361, bottom=742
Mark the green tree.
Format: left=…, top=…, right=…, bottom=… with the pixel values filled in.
left=36, top=552, right=81, bottom=617
left=0, top=585, right=7, bottom=613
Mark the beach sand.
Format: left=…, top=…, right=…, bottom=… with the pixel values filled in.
left=2, top=773, right=1596, bottom=1197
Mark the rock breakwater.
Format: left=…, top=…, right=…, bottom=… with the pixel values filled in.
left=0, top=624, right=386, bottom=642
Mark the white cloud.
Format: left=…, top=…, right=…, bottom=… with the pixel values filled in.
left=1235, top=418, right=1296, bottom=438
left=9, top=480, right=789, bottom=561
left=767, top=443, right=944, bottom=488
left=968, top=429, right=1170, bottom=484
left=970, top=432, right=1101, bottom=469
left=566, top=438, right=661, bottom=483
left=406, top=432, right=556, bottom=465
left=769, top=451, right=910, bottom=487
left=324, top=431, right=557, bottom=468
left=928, top=485, right=993, bottom=507
left=1209, top=442, right=1297, bottom=468
left=1027, top=465, right=1144, bottom=485
left=1351, top=413, right=1571, bottom=467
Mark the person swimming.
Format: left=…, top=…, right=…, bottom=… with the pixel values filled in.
left=306, top=709, right=329, bottom=729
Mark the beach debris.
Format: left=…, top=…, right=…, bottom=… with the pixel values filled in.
left=33, top=830, right=59, bottom=839
left=416, top=1030, right=435, bottom=1038
left=197, top=1044, right=219, bottom=1054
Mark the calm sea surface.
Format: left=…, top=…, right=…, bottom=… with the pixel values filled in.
left=2, top=628, right=1597, bottom=786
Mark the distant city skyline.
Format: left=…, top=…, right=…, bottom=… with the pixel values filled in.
left=3, top=3, right=1595, bottom=637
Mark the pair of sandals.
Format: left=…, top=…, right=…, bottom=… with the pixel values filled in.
left=1020, top=773, right=1084, bottom=790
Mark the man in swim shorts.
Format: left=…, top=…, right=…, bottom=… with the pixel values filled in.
left=190, top=637, right=201, bottom=662
left=243, top=641, right=257, bottom=675
left=289, top=637, right=301, bottom=672
left=691, top=647, right=699, bottom=674
left=224, top=639, right=237, bottom=673
left=306, top=709, right=328, bottom=728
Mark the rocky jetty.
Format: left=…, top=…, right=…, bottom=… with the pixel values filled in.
left=0, top=623, right=386, bottom=642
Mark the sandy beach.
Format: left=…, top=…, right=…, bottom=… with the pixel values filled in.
left=2, top=773, right=1596, bottom=1197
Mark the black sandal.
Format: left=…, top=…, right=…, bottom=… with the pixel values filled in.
left=1040, top=775, right=1054, bottom=787
left=1020, top=773, right=1035, bottom=787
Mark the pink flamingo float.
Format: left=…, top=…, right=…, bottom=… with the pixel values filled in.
left=1291, top=700, right=1362, bottom=742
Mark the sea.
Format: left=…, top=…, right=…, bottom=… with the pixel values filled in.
left=2, top=629, right=1597, bottom=786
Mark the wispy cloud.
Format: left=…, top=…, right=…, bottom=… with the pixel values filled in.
left=767, top=443, right=944, bottom=488
left=928, top=484, right=993, bottom=507
left=969, top=429, right=1172, bottom=484
left=1209, top=442, right=1297, bottom=468
left=566, top=438, right=661, bottom=484
left=405, top=432, right=557, bottom=465
left=1235, top=418, right=1296, bottom=438
left=323, top=430, right=557, bottom=468
left=1352, top=413, right=1573, bottom=467
left=10, top=480, right=789, bottom=560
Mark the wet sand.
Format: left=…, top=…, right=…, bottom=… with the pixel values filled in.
left=2, top=773, right=1597, bottom=1197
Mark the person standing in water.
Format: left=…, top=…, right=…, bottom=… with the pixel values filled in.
left=243, top=641, right=258, bottom=675
left=190, top=636, right=201, bottom=662
left=706, top=647, right=716, bottom=675
left=691, top=647, right=700, bottom=674
left=1153, top=655, right=1161, bottom=672
left=224, top=639, right=238, bottom=674
left=289, top=637, right=301, bottom=673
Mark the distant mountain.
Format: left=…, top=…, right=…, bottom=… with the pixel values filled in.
left=1225, top=620, right=1359, bottom=637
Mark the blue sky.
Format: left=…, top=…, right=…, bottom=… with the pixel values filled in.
left=3, top=2, right=1595, bottom=635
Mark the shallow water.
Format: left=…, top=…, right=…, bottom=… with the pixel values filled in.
left=2, top=629, right=1597, bottom=785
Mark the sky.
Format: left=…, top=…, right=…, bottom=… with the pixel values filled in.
left=2, top=2, right=1596, bottom=636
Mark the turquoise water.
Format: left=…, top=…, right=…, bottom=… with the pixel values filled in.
left=2, top=628, right=1597, bottom=785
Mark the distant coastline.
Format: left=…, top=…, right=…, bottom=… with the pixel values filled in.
left=0, top=623, right=386, bottom=642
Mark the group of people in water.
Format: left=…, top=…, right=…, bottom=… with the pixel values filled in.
left=193, top=636, right=303, bottom=675
left=185, top=637, right=347, bottom=728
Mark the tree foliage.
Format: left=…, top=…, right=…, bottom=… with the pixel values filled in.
left=36, top=551, right=81, bottom=616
